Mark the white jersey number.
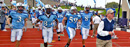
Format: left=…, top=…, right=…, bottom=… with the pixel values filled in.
left=17, top=16, right=22, bottom=22
left=58, top=14, right=63, bottom=18
left=69, top=17, right=78, bottom=23
left=44, top=21, right=53, bottom=26
left=85, top=17, right=88, bottom=21
left=44, top=21, right=48, bottom=26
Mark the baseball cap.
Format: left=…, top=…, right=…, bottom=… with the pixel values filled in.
left=106, top=9, right=114, bottom=14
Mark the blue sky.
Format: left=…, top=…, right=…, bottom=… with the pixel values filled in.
left=68, top=0, right=120, bottom=8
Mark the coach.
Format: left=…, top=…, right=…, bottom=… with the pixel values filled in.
left=96, top=9, right=115, bottom=47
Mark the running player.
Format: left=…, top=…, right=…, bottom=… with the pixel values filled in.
left=34, top=7, right=43, bottom=30
left=62, top=6, right=81, bottom=47
left=35, top=4, right=58, bottom=47
left=56, top=7, right=65, bottom=41
left=29, top=7, right=36, bottom=28
left=80, top=6, right=93, bottom=47
left=9, top=2, right=28, bottom=47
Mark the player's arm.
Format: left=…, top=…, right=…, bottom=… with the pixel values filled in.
left=55, top=19, right=59, bottom=30
left=34, top=13, right=36, bottom=18
left=7, top=17, right=11, bottom=25
left=35, top=19, right=40, bottom=24
left=7, top=11, right=15, bottom=29
left=78, top=18, right=82, bottom=24
left=29, top=14, right=31, bottom=20
left=24, top=18, right=28, bottom=27
left=4, top=9, right=8, bottom=14
left=91, top=16, right=93, bottom=25
left=7, top=17, right=12, bottom=29
left=23, top=18, right=28, bottom=32
left=62, top=17, right=67, bottom=27
left=32, top=19, right=40, bottom=27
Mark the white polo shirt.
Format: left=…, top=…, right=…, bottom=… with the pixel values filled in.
left=93, top=16, right=101, bottom=24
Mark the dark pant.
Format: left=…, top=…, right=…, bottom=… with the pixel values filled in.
left=1, top=19, right=6, bottom=30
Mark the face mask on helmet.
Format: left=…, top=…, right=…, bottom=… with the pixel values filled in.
left=85, top=7, right=90, bottom=12
left=42, top=9, right=45, bottom=12
left=46, top=8, right=52, bottom=14
left=58, top=10, right=62, bottom=13
left=86, top=9, right=90, bottom=12
left=18, top=6, right=24, bottom=12
left=38, top=9, right=41, bottom=10
left=33, top=10, right=35, bottom=12
left=71, top=9, right=77, bottom=15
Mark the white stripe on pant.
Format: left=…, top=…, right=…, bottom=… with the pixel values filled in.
left=81, top=27, right=90, bottom=39
left=42, top=26, right=53, bottom=43
left=67, top=27, right=76, bottom=39
left=57, top=23, right=64, bottom=32
left=11, top=29, right=23, bottom=42
left=32, top=18, right=37, bottom=23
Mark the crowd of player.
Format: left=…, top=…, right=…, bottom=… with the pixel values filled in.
left=5, top=2, right=116, bottom=47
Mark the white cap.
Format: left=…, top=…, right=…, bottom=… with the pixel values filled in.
left=106, top=9, right=114, bottom=14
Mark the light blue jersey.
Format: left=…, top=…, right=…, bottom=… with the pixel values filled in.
left=23, top=10, right=28, bottom=14
left=10, top=11, right=28, bottom=29
left=38, top=15, right=57, bottom=27
left=65, top=13, right=81, bottom=28
left=38, top=11, right=45, bottom=18
left=35, top=10, right=40, bottom=18
left=56, top=12, right=65, bottom=23
left=30, top=12, right=35, bottom=18
left=81, top=12, right=93, bottom=29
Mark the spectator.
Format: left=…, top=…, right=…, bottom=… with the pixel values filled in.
left=95, top=10, right=100, bottom=17
left=0, top=6, right=8, bottom=31
left=101, top=15, right=106, bottom=20
left=91, top=13, right=101, bottom=38
left=9, top=5, right=16, bottom=23
left=100, top=14, right=103, bottom=18
left=58, top=4, right=60, bottom=7
left=81, top=5, right=83, bottom=8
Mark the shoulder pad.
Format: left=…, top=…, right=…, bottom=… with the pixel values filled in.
left=11, top=11, right=17, bottom=14
left=53, top=12, right=56, bottom=14
left=66, top=13, right=71, bottom=15
left=77, top=13, right=80, bottom=15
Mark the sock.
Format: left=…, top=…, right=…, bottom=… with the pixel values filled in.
left=58, top=36, right=60, bottom=38
left=66, top=43, right=70, bottom=46
left=33, top=25, right=35, bottom=28
left=35, top=27, right=39, bottom=31
left=44, top=43, right=47, bottom=47
left=83, top=45, right=85, bottom=47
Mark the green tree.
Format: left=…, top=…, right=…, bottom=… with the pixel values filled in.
left=105, top=2, right=119, bottom=8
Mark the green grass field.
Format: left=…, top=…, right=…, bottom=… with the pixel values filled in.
left=7, top=5, right=122, bottom=17
left=60, top=6, right=122, bottom=17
